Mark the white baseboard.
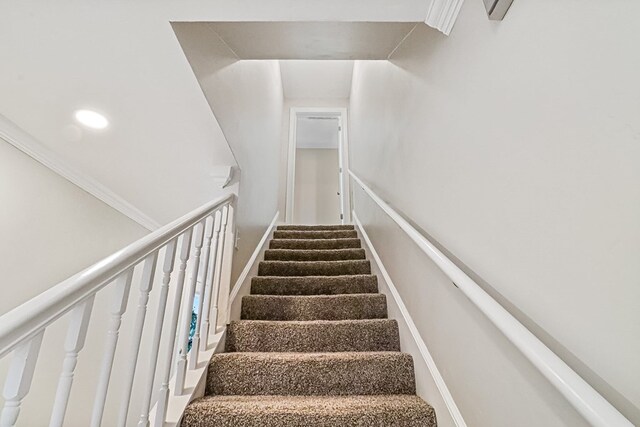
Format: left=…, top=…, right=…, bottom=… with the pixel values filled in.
left=228, top=211, right=279, bottom=313
left=353, top=211, right=467, bottom=427
left=0, top=113, right=160, bottom=231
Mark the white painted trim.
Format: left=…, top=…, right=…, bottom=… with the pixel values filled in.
left=285, top=109, right=297, bottom=223
left=350, top=171, right=634, bottom=427
left=0, top=114, right=160, bottom=231
left=353, top=211, right=468, bottom=427
left=425, top=0, right=466, bottom=36
left=148, top=329, right=226, bottom=427
left=228, top=211, right=279, bottom=303
left=285, top=107, right=351, bottom=224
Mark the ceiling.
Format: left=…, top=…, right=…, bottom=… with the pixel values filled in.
left=296, top=116, right=340, bottom=149
left=0, top=4, right=238, bottom=227
left=207, top=22, right=419, bottom=60
left=280, top=60, right=354, bottom=99
left=0, top=0, right=428, bottom=228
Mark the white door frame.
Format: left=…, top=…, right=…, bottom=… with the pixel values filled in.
left=285, top=107, right=351, bottom=224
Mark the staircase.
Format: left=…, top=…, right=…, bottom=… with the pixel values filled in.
left=182, top=224, right=437, bottom=426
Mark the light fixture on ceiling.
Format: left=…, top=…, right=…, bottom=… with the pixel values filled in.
left=74, top=109, right=109, bottom=130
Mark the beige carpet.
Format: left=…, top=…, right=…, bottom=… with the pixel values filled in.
left=182, top=224, right=437, bottom=426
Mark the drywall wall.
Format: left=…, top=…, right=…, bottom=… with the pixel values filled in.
left=281, top=61, right=354, bottom=99
left=0, top=139, right=148, bottom=314
left=172, top=23, right=284, bottom=286
left=294, top=149, right=341, bottom=224
left=349, top=1, right=640, bottom=425
left=0, top=137, right=154, bottom=425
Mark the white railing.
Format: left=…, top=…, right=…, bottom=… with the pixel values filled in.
left=349, top=170, right=634, bottom=427
left=0, top=193, right=236, bottom=427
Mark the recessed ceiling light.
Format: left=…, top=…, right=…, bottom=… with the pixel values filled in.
left=74, top=109, right=109, bottom=130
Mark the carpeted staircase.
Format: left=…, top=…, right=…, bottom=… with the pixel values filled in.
left=182, top=224, right=437, bottom=426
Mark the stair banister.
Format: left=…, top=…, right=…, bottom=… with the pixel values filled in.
left=136, top=238, right=177, bottom=427
left=118, top=252, right=159, bottom=426
left=191, top=216, right=215, bottom=359
left=153, top=228, right=193, bottom=427
left=0, top=193, right=235, bottom=427
left=348, top=170, right=633, bottom=427
left=91, top=269, right=134, bottom=427
left=210, top=205, right=230, bottom=332
left=49, top=295, right=95, bottom=427
left=175, top=220, right=206, bottom=394
left=199, top=211, right=222, bottom=351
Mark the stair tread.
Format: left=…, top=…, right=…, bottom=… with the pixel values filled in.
left=274, top=230, right=358, bottom=239
left=183, top=395, right=436, bottom=427
left=264, top=248, right=366, bottom=261
left=251, top=275, right=378, bottom=295
left=241, top=294, right=387, bottom=320
left=270, top=238, right=361, bottom=249
left=259, top=260, right=371, bottom=276
left=206, top=352, right=416, bottom=396
left=226, top=319, right=400, bottom=352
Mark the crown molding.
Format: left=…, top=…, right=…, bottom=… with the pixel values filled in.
left=0, top=114, right=160, bottom=231
left=425, top=0, right=466, bottom=36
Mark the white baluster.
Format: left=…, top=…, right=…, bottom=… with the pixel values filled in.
left=117, top=253, right=158, bottom=427
left=153, top=229, right=192, bottom=427
left=200, top=211, right=222, bottom=351
left=174, top=221, right=205, bottom=394
left=90, top=270, right=133, bottom=427
left=136, top=240, right=177, bottom=427
left=189, top=216, right=214, bottom=365
left=49, top=297, right=95, bottom=427
left=211, top=205, right=230, bottom=332
left=0, top=331, right=44, bottom=427
left=222, top=203, right=236, bottom=326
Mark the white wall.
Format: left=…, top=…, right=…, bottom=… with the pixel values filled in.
left=349, top=1, right=640, bottom=425
left=0, top=139, right=148, bottom=314
left=281, top=61, right=354, bottom=98
left=294, top=149, right=341, bottom=224
left=0, top=138, right=154, bottom=426
left=172, top=23, right=284, bottom=286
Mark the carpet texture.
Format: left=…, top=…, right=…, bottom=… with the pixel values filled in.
left=258, top=260, right=371, bottom=276
left=273, top=230, right=358, bottom=239
left=264, top=248, right=366, bottom=261
left=182, top=395, right=437, bottom=427
left=250, top=275, right=378, bottom=295
left=206, top=352, right=416, bottom=396
left=183, top=224, right=436, bottom=426
left=241, top=294, right=388, bottom=321
left=226, top=319, right=400, bottom=352
left=269, top=238, right=361, bottom=250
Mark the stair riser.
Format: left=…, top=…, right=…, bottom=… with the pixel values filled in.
left=277, top=225, right=355, bottom=231
left=241, top=295, right=388, bottom=321
left=251, top=275, right=378, bottom=295
left=183, top=395, right=437, bottom=427
left=270, top=238, right=361, bottom=250
left=273, top=230, right=358, bottom=239
left=206, top=353, right=416, bottom=396
left=259, top=260, right=371, bottom=276
left=226, top=320, right=400, bottom=352
left=264, top=249, right=366, bottom=261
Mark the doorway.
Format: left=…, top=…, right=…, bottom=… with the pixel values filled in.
left=286, top=108, right=350, bottom=224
